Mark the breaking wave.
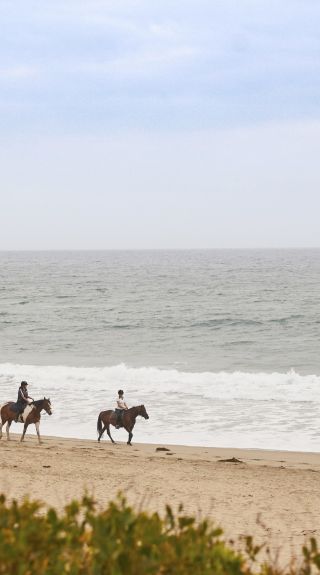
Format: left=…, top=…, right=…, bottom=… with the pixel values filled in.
left=0, top=362, right=319, bottom=401
left=1, top=363, right=320, bottom=451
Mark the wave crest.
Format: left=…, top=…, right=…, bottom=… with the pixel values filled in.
left=0, top=363, right=319, bottom=402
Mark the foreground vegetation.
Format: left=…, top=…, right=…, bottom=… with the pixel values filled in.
left=0, top=493, right=320, bottom=575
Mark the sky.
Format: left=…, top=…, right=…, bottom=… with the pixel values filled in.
left=1, top=0, right=320, bottom=249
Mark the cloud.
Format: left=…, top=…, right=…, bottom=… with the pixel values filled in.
left=80, top=46, right=199, bottom=79
left=0, top=1, right=320, bottom=133
left=0, top=66, right=37, bottom=80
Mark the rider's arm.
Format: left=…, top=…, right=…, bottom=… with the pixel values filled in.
left=20, top=388, right=28, bottom=401
left=124, top=402, right=128, bottom=409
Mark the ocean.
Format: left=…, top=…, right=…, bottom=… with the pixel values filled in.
left=0, top=249, right=320, bottom=450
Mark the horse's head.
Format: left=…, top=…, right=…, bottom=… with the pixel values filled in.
left=43, top=397, right=52, bottom=415
left=139, top=404, right=149, bottom=420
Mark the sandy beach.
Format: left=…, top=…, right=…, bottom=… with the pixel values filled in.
left=1, top=434, right=320, bottom=564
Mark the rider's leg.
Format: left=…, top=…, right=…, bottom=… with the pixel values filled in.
left=15, top=406, right=22, bottom=422
left=115, top=409, right=121, bottom=428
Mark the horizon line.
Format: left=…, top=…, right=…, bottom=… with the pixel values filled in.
left=1, top=247, right=320, bottom=252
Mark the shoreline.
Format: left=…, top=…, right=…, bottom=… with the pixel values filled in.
left=5, top=431, right=320, bottom=460
left=2, top=363, right=320, bottom=455
left=1, top=434, right=320, bottom=563
left=5, top=429, right=320, bottom=458
left=7, top=424, right=320, bottom=457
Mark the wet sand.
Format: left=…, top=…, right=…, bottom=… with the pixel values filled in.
left=1, top=434, right=320, bottom=564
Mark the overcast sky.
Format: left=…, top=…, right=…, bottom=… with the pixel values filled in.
left=1, top=0, right=320, bottom=249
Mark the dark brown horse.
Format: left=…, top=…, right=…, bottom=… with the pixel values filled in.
left=0, top=398, right=52, bottom=444
left=97, top=405, right=149, bottom=445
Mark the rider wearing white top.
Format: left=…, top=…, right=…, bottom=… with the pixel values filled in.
left=117, top=397, right=127, bottom=410
left=115, top=389, right=128, bottom=427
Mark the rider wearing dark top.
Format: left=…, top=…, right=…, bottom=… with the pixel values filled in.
left=15, top=381, right=33, bottom=421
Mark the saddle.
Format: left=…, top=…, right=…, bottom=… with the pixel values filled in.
left=13, top=404, right=34, bottom=423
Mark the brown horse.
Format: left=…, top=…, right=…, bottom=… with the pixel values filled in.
left=97, top=405, right=149, bottom=445
left=0, top=398, right=52, bottom=444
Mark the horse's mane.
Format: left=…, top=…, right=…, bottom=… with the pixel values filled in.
left=33, top=399, right=45, bottom=408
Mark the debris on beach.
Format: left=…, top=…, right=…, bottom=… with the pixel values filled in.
left=156, top=447, right=171, bottom=452
left=218, top=457, right=243, bottom=464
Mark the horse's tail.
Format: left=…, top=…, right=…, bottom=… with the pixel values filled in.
left=0, top=403, right=8, bottom=425
left=0, top=403, right=10, bottom=426
left=97, top=412, right=104, bottom=438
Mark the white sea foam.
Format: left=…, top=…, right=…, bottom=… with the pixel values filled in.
left=1, top=363, right=320, bottom=451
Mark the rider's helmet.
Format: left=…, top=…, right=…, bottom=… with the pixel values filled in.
left=21, top=380, right=28, bottom=386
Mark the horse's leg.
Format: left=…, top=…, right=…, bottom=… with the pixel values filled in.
left=125, top=418, right=136, bottom=445
left=35, top=421, right=42, bottom=445
left=6, top=421, right=12, bottom=441
left=106, top=424, right=116, bottom=444
left=20, top=423, right=29, bottom=442
left=98, top=425, right=106, bottom=442
left=124, top=426, right=133, bottom=445
left=0, top=409, right=6, bottom=440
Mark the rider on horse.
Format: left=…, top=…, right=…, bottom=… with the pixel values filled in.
left=13, top=381, right=33, bottom=422
left=115, top=389, right=128, bottom=428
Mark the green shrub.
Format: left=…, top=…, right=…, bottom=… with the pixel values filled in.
left=0, top=493, right=319, bottom=574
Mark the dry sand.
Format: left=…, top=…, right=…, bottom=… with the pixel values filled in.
left=1, top=434, right=320, bottom=564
